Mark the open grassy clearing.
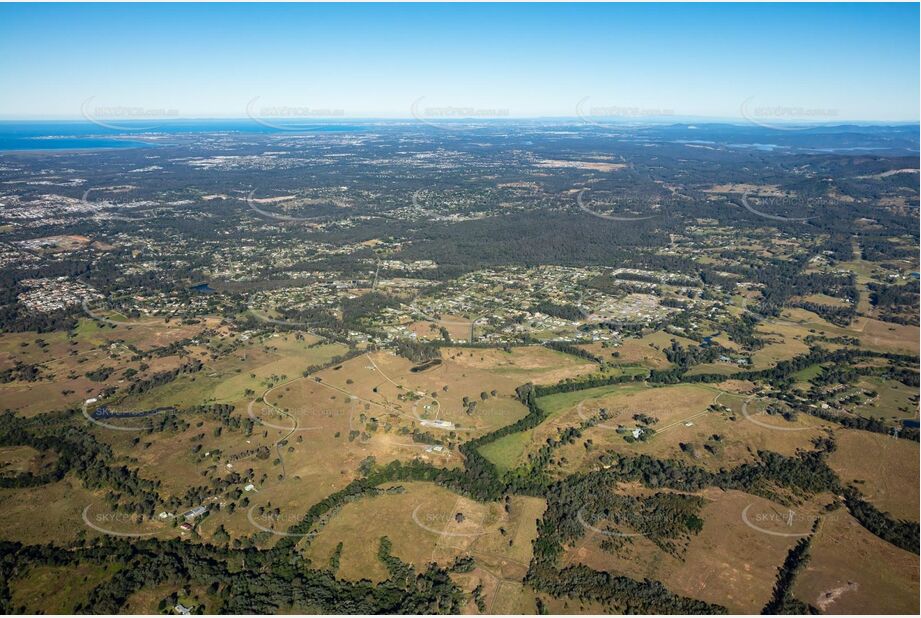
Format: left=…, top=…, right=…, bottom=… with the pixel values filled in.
left=796, top=293, right=854, bottom=308
left=750, top=321, right=812, bottom=370
left=859, top=317, right=920, bottom=355
left=441, top=345, right=598, bottom=385
left=0, top=473, right=103, bottom=545
left=406, top=315, right=474, bottom=342
left=122, top=582, right=217, bottom=614
left=481, top=383, right=753, bottom=474
left=685, top=362, right=742, bottom=376
left=826, top=429, right=920, bottom=521
left=852, top=376, right=919, bottom=422
left=478, top=430, right=537, bottom=475
left=0, top=444, right=58, bottom=477
left=547, top=390, right=831, bottom=476
left=115, top=333, right=349, bottom=412
left=9, top=562, right=123, bottom=614
left=563, top=488, right=827, bottom=614
left=792, top=510, right=919, bottom=614
left=792, top=363, right=823, bottom=383
left=0, top=317, right=219, bottom=416
left=478, top=382, right=649, bottom=473
left=540, top=382, right=649, bottom=418
left=547, top=382, right=717, bottom=441
left=710, top=334, right=742, bottom=351
left=309, top=350, right=530, bottom=437
left=641, top=329, right=697, bottom=348
left=781, top=307, right=920, bottom=355
left=303, top=481, right=544, bottom=584
left=714, top=379, right=757, bottom=393
left=482, top=377, right=832, bottom=477
left=576, top=331, right=682, bottom=370
left=209, top=333, right=348, bottom=400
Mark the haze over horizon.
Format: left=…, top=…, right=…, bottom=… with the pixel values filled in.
left=1, top=2, right=918, bottom=122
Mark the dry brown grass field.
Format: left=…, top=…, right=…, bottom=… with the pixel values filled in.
left=781, top=307, right=919, bottom=355
left=115, top=333, right=349, bottom=412
left=485, top=382, right=832, bottom=476
left=8, top=562, right=122, bottom=614
left=751, top=320, right=812, bottom=370
left=827, top=429, right=920, bottom=521
left=548, top=390, right=831, bottom=477
left=0, top=473, right=102, bottom=544
left=307, top=350, right=532, bottom=437
left=852, top=376, right=919, bottom=422
left=441, top=345, right=598, bottom=385
left=405, top=315, right=474, bottom=341
left=792, top=510, right=919, bottom=614
left=55, top=342, right=601, bottom=550
left=562, top=488, right=832, bottom=614
left=0, top=444, right=57, bottom=477
left=304, top=481, right=544, bottom=586
left=0, top=317, right=218, bottom=416
left=576, top=333, right=678, bottom=370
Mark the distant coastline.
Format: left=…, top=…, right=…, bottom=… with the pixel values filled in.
left=0, top=120, right=366, bottom=151
left=0, top=119, right=917, bottom=154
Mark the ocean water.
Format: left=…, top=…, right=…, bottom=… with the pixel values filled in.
left=0, top=120, right=366, bottom=151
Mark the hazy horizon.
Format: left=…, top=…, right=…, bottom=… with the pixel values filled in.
left=0, top=115, right=919, bottom=125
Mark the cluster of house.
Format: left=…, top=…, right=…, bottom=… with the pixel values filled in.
left=178, top=505, right=208, bottom=532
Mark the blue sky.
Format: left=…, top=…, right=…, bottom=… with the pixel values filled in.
left=0, top=2, right=918, bottom=121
